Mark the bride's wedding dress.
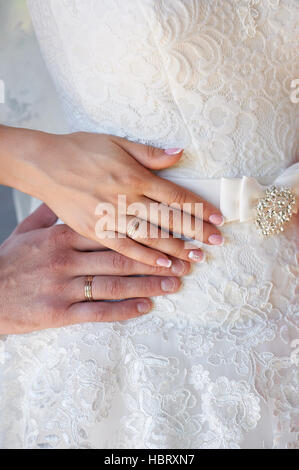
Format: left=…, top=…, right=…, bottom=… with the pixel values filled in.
left=1, top=0, right=299, bottom=448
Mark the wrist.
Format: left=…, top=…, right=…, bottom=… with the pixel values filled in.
left=0, top=125, right=53, bottom=199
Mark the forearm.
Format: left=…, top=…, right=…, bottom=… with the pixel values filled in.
left=0, top=124, right=51, bottom=199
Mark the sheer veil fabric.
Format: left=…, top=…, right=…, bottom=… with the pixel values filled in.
left=0, top=0, right=299, bottom=448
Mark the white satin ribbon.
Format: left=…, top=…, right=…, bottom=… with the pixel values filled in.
left=163, top=162, right=299, bottom=223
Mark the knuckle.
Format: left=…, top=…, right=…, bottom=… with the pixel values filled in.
left=145, top=145, right=156, bottom=159
left=114, top=239, right=131, bottom=254
left=107, top=278, right=123, bottom=298
left=125, top=171, right=144, bottom=188
left=57, top=251, right=74, bottom=270
left=141, top=277, right=158, bottom=294
left=145, top=145, right=163, bottom=162
left=47, top=225, right=73, bottom=246
left=144, top=146, right=162, bottom=167
left=47, top=250, right=74, bottom=272
left=142, top=237, right=154, bottom=248
left=47, top=278, right=68, bottom=300
left=171, top=242, right=185, bottom=259
left=112, top=253, right=131, bottom=272
left=169, top=188, right=187, bottom=206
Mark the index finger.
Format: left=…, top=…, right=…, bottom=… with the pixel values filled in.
left=144, top=174, right=224, bottom=225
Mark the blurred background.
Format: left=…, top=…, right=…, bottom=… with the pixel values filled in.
left=0, top=0, right=67, bottom=243
left=0, top=185, right=16, bottom=243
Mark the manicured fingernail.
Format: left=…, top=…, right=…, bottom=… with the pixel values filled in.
left=208, top=234, right=225, bottom=245
left=156, top=258, right=172, bottom=268
left=171, top=259, right=185, bottom=275
left=209, top=214, right=224, bottom=226
left=164, top=148, right=184, bottom=155
left=188, top=250, right=205, bottom=262
left=137, top=301, right=152, bottom=314
left=161, top=278, right=177, bottom=292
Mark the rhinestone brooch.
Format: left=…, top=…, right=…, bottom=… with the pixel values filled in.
left=255, top=185, right=296, bottom=236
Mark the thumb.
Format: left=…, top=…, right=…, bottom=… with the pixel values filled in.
left=15, top=203, right=58, bottom=235
left=112, top=136, right=184, bottom=170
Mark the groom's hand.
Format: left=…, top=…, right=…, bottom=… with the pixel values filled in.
left=0, top=204, right=190, bottom=334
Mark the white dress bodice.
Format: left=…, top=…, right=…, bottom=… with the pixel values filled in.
left=0, top=0, right=298, bottom=449
left=27, top=0, right=299, bottom=182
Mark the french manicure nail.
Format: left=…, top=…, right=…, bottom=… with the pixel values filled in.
left=161, top=278, right=177, bottom=292
left=209, top=214, right=224, bottom=226
left=137, top=301, right=151, bottom=314
left=164, top=148, right=184, bottom=155
left=188, top=250, right=205, bottom=262
left=171, top=259, right=185, bottom=275
left=208, top=234, right=225, bottom=245
left=156, top=258, right=172, bottom=268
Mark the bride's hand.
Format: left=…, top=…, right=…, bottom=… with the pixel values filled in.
left=0, top=204, right=189, bottom=334
left=0, top=126, right=224, bottom=267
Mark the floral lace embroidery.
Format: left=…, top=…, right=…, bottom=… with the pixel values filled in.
left=235, top=0, right=281, bottom=38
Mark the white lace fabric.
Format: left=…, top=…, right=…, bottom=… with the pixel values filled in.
left=0, top=0, right=298, bottom=449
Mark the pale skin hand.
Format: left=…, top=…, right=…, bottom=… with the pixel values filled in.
left=0, top=204, right=190, bottom=335
left=0, top=125, right=225, bottom=268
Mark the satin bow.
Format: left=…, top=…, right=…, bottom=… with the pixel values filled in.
left=163, top=162, right=299, bottom=224
left=220, top=162, right=299, bottom=222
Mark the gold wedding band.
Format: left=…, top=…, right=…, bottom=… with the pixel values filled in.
left=84, top=275, right=94, bottom=302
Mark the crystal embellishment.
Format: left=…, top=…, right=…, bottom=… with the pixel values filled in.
left=255, top=185, right=296, bottom=236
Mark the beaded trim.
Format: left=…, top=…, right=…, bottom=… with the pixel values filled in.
left=255, top=186, right=296, bottom=236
